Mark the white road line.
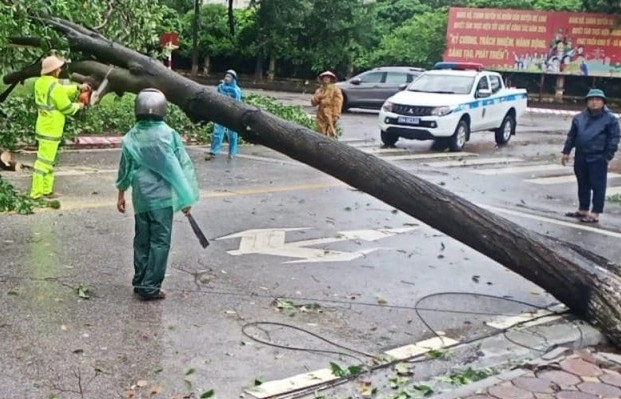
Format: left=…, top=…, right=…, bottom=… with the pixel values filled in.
left=476, top=164, right=567, bottom=175
left=526, top=173, right=621, bottom=185
left=382, top=152, right=478, bottom=161
left=245, top=334, right=459, bottom=398
left=607, top=186, right=621, bottom=196
left=339, top=138, right=375, bottom=144
left=425, top=157, right=523, bottom=168
left=479, top=204, right=621, bottom=239
left=360, top=147, right=411, bottom=154
left=235, top=154, right=301, bottom=166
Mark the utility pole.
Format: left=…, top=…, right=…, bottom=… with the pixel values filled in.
left=191, top=0, right=200, bottom=78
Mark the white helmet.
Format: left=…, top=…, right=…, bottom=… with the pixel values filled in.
left=41, top=55, right=65, bottom=75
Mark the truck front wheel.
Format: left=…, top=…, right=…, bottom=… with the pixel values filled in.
left=495, top=113, right=516, bottom=146
left=447, top=119, right=469, bottom=152
left=381, top=130, right=399, bottom=148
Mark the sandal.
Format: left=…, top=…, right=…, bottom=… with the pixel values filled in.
left=565, top=211, right=587, bottom=218
left=580, top=216, right=599, bottom=223
left=141, top=290, right=167, bottom=301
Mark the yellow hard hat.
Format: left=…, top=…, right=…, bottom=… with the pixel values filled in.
left=41, top=55, right=65, bottom=75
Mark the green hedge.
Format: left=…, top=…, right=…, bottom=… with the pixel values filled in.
left=0, top=92, right=316, bottom=150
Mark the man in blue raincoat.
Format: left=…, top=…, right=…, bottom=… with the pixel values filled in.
left=116, top=88, right=200, bottom=300
left=562, top=88, right=620, bottom=224
left=205, top=69, right=243, bottom=160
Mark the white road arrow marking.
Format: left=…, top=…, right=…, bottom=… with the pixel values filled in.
left=216, top=227, right=418, bottom=263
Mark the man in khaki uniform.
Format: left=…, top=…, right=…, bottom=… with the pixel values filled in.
left=311, top=71, right=343, bottom=138
left=31, top=55, right=89, bottom=199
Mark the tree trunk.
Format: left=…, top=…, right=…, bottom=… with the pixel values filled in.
left=254, top=55, right=264, bottom=82
left=346, top=60, right=355, bottom=79
left=4, top=17, right=621, bottom=346
left=190, top=0, right=200, bottom=79
left=203, top=54, right=210, bottom=76
left=0, top=152, right=22, bottom=172
left=267, top=55, right=276, bottom=82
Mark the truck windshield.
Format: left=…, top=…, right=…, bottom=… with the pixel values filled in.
left=407, top=75, right=475, bottom=95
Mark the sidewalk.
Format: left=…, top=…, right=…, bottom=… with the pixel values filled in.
left=433, top=348, right=621, bottom=399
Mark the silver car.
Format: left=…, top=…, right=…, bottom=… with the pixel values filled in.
left=337, top=66, right=426, bottom=112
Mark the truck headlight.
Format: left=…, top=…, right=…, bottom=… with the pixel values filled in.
left=431, top=106, right=453, bottom=116
left=382, top=101, right=394, bottom=112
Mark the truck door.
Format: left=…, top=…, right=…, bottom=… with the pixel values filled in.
left=487, top=74, right=505, bottom=128
left=472, top=75, right=491, bottom=131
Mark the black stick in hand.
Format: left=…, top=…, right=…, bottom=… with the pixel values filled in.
left=186, top=213, right=210, bottom=248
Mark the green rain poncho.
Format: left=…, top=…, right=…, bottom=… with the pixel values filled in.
left=116, top=120, right=200, bottom=214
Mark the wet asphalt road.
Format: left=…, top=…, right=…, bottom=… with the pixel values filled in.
left=1, top=91, right=620, bottom=398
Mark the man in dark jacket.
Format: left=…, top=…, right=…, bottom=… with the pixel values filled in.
left=562, top=88, right=620, bottom=223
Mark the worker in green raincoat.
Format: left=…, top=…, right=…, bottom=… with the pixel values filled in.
left=116, top=88, right=200, bottom=300
left=31, top=55, right=90, bottom=199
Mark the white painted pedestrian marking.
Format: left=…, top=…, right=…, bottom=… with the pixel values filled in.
left=339, top=138, right=374, bottom=144
left=382, top=152, right=478, bottom=161
left=54, top=168, right=118, bottom=176
left=475, top=164, right=567, bottom=175
left=245, top=368, right=338, bottom=399
left=245, top=333, right=459, bottom=398
left=360, top=147, right=411, bottom=154
left=485, top=304, right=567, bottom=330
left=384, top=336, right=459, bottom=360
left=526, top=173, right=621, bottom=185
left=235, top=154, right=300, bottom=166
left=480, top=204, right=621, bottom=239
left=425, top=157, right=523, bottom=168
left=217, top=227, right=418, bottom=263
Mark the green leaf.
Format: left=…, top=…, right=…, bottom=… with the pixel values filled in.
left=200, top=390, right=215, bottom=398
left=413, top=384, right=434, bottom=396
left=76, top=284, right=91, bottom=299
left=329, top=362, right=347, bottom=377
left=185, top=368, right=196, bottom=376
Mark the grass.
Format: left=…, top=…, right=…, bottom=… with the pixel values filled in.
left=607, top=194, right=621, bottom=204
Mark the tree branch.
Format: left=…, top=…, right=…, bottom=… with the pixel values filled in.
left=94, top=0, right=116, bottom=30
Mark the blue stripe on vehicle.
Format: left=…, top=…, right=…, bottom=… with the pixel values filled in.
left=452, top=92, right=527, bottom=113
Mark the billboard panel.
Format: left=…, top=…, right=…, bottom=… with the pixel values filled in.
left=444, top=7, right=621, bottom=77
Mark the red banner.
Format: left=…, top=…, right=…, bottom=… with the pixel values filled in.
left=444, top=7, right=621, bottom=77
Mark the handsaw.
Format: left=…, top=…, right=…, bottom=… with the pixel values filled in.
left=89, top=67, right=113, bottom=106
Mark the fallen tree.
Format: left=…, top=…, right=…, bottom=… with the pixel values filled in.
left=4, top=16, right=621, bottom=346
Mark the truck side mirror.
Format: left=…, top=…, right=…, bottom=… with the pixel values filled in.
left=398, top=83, right=408, bottom=91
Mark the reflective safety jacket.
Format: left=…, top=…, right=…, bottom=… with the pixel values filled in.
left=34, top=75, right=81, bottom=140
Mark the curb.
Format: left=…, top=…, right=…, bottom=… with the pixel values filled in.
left=60, top=106, right=608, bottom=150
left=528, top=107, right=621, bottom=118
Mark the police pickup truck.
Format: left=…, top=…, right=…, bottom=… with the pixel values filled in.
left=378, top=62, right=528, bottom=152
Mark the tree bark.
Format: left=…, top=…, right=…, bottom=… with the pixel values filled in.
left=267, top=55, right=276, bottom=82
left=4, top=17, right=621, bottom=346
left=254, top=55, right=264, bottom=82
left=203, top=54, right=211, bottom=76
left=191, top=0, right=200, bottom=79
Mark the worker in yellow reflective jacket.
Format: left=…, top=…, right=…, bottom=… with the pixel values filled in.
left=30, top=55, right=90, bottom=199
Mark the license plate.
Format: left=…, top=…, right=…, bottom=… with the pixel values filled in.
left=397, top=116, right=420, bottom=125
